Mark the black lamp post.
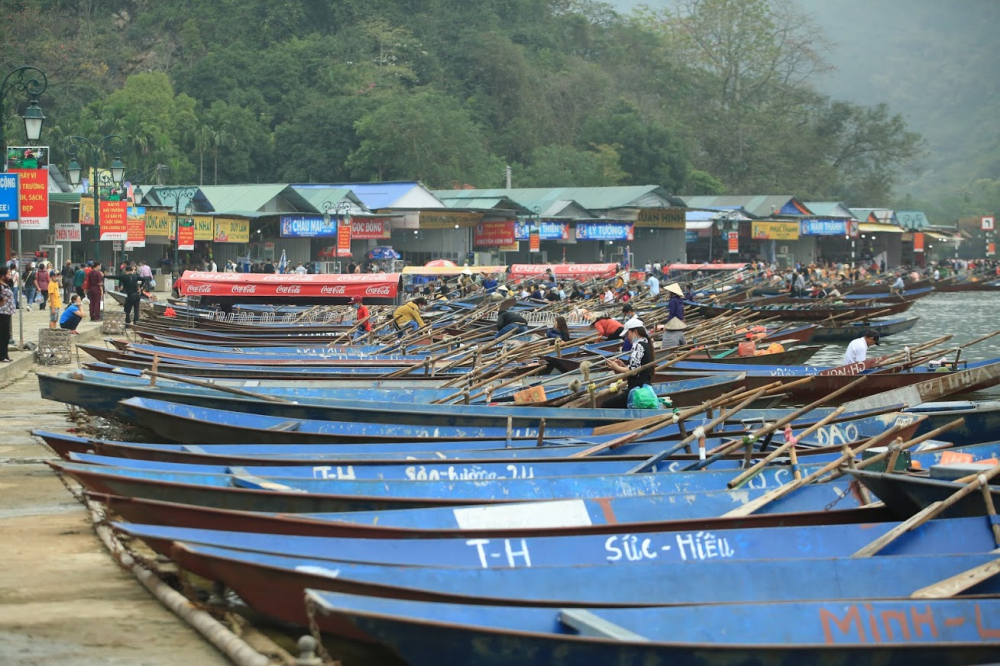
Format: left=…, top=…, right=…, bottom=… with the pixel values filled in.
left=64, top=135, right=126, bottom=263
left=0, top=65, right=47, bottom=261
left=156, top=187, right=197, bottom=279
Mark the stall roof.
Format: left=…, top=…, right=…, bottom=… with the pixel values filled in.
left=174, top=271, right=402, bottom=300
left=402, top=266, right=507, bottom=276
left=435, top=186, right=685, bottom=211
left=682, top=195, right=812, bottom=218
left=859, top=223, right=904, bottom=234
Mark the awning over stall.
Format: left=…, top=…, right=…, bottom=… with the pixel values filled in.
left=509, top=263, right=619, bottom=279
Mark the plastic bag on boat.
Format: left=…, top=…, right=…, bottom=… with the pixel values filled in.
left=627, top=385, right=662, bottom=410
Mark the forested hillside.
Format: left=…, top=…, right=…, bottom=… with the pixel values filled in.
left=2, top=0, right=923, bottom=205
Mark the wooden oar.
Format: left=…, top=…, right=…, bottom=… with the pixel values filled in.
left=727, top=405, right=847, bottom=489
left=852, top=460, right=1000, bottom=558
left=624, top=386, right=776, bottom=474
left=823, top=417, right=965, bottom=481
left=721, top=421, right=909, bottom=519
left=570, top=385, right=758, bottom=457
left=138, top=370, right=293, bottom=404
left=676, top=375, right=867, bottom=474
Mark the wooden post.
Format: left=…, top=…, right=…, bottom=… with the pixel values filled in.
left=536, top=419, right=546, bottom=447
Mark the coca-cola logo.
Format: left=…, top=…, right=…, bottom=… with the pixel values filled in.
left=187, top=272, right=239, bottom=281
left=275, top=285, right=302, bottom=294
left=320, top=285, right=347, bottom=295
left=365, top=285, right=393, bottom=296
left=261, top=274, right=300, bottom=282
left=187, top=285, right=214, bottom=293
left=230, top=285, right=257, bottom=294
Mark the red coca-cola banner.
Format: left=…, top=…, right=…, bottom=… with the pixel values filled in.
left=509, top=263, right=618, bottom=279
left=473, top=220, right=515, bottom=247
left=175, top=271, right=401, bottom=299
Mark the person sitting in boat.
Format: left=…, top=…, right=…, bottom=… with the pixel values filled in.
left=603, top=318, right=654, bottom=409
left=661, top=283, right=687, bottom=348
left=392, top=297, right=427, bottom=338
left=843, top=328, right=880, bottom=366
left=546, top=315, right=571, bottom=342
left=351, top=296, right=372, bottom=340
left=489, top=284, right=511, bottom=302
left=890, top=274, right=905, bottom=294
left=59, top=294, right=84, bottom=333
left=592, top=315, right=625, bottom=342
left=496, top=299, right=528, bottom=339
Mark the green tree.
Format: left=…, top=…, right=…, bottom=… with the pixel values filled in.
left=346, top=89, right=502, bottom=187
left=520, top=144, right=626, bottom=187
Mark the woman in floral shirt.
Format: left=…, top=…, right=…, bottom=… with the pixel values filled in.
left=0, top=266, right=15, bottom=362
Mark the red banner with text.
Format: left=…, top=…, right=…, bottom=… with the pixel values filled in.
left=337, top=219, right=353, bottom=257
left=350, top=217, right=392, bottom=240
left=99, top=200, right=128, bottom=240
left=10, top=168, right=48, bottom=229
left=178, top=222, right=195, bottom=251
left=474, top=220, right=516, bottom=247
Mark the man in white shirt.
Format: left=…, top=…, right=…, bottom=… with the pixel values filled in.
left=294, top=263, right=308, bottom=275
left=843, top=328, right=880, bottom=366
left=890, top=275, right=905, bottom=294
left=646, top=274, right=660, bottom=298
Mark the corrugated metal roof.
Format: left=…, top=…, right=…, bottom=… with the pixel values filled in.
left=307, top=182, right=441, bottom=209
left=682, top=195, right=811, bottom=218
left=196, top=184, right=289, bottom=213
left=805, top=202, right=856, bottom=219
left=49, top=193, right=81, bottom=204
left=434, top=186, right=684, bottom=210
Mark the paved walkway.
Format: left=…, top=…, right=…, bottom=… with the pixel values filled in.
left=1, top=296, right=109, bottom=385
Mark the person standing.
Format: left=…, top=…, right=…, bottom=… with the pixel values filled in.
left=22, top=262, right=37, bottom=308
left=47, top=269, right=62, bottom=329
left=73, top=263, right=87, bottom=299
left=351, top=296, right=371, bottom=340
left=137, top=261, right=155, bottom=291
left=35, top=263, right=50, bottom=310
left=843, top=328, right=880, bottom=366
left=646, top=272, right=660, bottom=298
left=106, top=263, right=149, bottom=326
left=61, top=260, right=74, bottom=302
left=0, top=267, right=14, bottom=362
left=661, top=283, right=687, bottom=348
left=86, top=261, right=105, bottom=321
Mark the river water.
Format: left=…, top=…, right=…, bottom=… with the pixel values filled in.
left=807, top=291, right=1000, bottom=396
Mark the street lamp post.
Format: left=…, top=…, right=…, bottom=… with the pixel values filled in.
left=0, top=65, right=47, bottom=262
left=156, top=187, right=198, bottom=284
left=322, top=200, right=352, bottom=273
left=64, top=135, right=126, bottom=265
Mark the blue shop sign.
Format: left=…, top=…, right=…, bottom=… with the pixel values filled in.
left=685, top=230, right=699, bottom=243
left=280, top=215, right=338, bottom=238
left=514, top=220, right=569, bottom=241
left=0, top=172, right=18, bottom=222
left=576, top=221, right=634, bottom=241
left=800, top=219, right=848, bottom=236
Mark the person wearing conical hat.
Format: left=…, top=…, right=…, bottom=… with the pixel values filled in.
left=661, top=282, right=687, bottom=348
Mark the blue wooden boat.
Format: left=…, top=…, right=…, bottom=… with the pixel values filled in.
left=849, top=468, right=1000, bottom=521
left=114, top=515, right=1000, bottom=569
left=304, top=590, right=1000, bottom=665
left=908, top=400, right=1000, bottom=447
left=51, top=460, right=866, bottom=516
left=812, top=316, right=920, bottom=343
left=39, top=369, right=746, bottom=416
left=168, top=544, right=1000, bottom=646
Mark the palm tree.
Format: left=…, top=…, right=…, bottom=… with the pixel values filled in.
left=208, top=124, right=234, bottom=185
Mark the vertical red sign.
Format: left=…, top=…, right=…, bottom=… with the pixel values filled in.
left=727, top=231, right=739, bottom=253
left=337, top=218, right=353, bottom=257
left=10, top=168, right=48, bottom=228
left=178, top=222, right=195, bottom=251
left=99, top=200, right=128, bottom=240
left=529, top=232, right=541, bottom=253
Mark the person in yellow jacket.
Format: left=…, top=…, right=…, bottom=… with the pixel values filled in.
left=393, top=297, right=427, bottom=338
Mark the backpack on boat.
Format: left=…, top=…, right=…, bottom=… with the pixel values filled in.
left=627, top=385, right=662, bottom=410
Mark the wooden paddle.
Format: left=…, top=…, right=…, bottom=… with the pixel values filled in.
left=138, top=370, right=294, bottom=404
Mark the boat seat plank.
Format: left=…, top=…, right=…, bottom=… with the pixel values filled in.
left=910, top=557, right=1000, bottom=599
left=265, top=420, right=302, bottom=432
left=558, top=609, right=649, bottom=642
left=228, top=467, right=308, bottom=493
